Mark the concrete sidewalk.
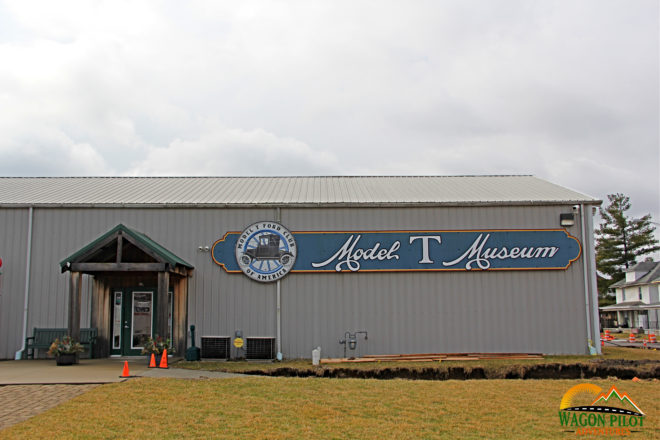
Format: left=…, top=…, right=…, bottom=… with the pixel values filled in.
left=0, top=358, right=242, bottom=385
left=602, top=340, right=660, bottom=349
left=0, top=358, right=243, bottom=431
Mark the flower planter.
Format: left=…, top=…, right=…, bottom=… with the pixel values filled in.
left=55, top=353, right=78, bottom=365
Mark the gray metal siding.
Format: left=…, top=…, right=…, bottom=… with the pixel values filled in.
left=0, top=209, right=29, bottom=359
left=0, top=204, right=595, bottom=359
left=279, top=206, right=591, bottom=357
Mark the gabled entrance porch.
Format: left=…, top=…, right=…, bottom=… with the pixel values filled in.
left=60, top=224, right=194, bottom=357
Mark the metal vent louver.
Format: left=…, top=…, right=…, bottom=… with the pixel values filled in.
left=246, top=338, right=275, bottom=360
left=200, top=337, right=230, bottom=359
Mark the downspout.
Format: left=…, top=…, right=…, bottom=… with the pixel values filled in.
left=276, top=207, right=282, bottom=361
left=276, top=280, right=282, bottom=360
left=587, top=206, right=602, bottom=354
left=579, top=204, right=595, bottom=354
left=15, top=206, right=34, bottom=360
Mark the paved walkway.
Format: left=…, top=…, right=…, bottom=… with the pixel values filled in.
left=0, top=384, right=99, bottom=431
left=0, top=358, right=242, bottom=431
left=0, top=358, right=242, bottom=385
left=602, top=339, right=660, bottom=349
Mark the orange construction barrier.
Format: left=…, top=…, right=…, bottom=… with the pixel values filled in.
left=649, top=333, right=657, bottom=343
left=628, top=333, right=636, bottom=343
left=120, top=361, right=130, bottom=378
left=149, top=353, right=157, bottom=368
left=159, top=349, right=169, bottom=369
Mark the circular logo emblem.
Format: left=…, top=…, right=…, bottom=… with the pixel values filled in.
left=235, top=221, right=297, bottom=283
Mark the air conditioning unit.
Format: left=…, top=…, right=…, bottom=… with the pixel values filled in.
left=200, top=336, right=230, bottom=359
left=246, top=337, right=275, bottom=360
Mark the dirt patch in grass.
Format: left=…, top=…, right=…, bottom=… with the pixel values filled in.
left=176, top=348, right=660, bottom=381
left=211, top=360, right=659, bottom=381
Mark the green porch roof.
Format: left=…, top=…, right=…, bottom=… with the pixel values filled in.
left=59, top=224, right=194, bottom=270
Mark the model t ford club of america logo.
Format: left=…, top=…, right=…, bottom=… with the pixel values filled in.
left=234, top=221, right=297, bottom=282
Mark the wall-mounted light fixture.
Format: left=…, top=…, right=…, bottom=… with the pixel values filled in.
left=560, top=213, right=575, bottom=227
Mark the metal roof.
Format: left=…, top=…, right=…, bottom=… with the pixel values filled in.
left=0, top=176, right=600, bottom=208
left=610, top=262, right=660, bottom=288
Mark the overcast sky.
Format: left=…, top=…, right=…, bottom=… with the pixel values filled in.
left=0, top=1, right=658, bottom=223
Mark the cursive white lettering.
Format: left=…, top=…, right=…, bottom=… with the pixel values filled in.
left=311, top=235, right=400, bottom=271
left=442, top=234, right=560, bottom=270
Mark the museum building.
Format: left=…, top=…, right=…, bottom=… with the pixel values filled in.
left=0, top=176, right=601, bottom=360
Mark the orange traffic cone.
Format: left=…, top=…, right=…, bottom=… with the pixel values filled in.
left=649, top=333, right=657, bottom=343
left=159, top=349, right=169, bottom=369
left=149, top=353, right=157, bottom=368
left=120, top=361, right=130, bottom=378
left=628, top=333, right=636, bottom=343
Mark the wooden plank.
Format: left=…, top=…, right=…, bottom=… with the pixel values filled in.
left=363, top=353, right=450, bottom=358
left=157, top=272, right=169, bottom=339
left=321, top=352, right=544, bottom=364
left=116, top=234, right=123, bottom=264
left=363, top=352, right=544, bottom=359
left=70, top=262, right=167, bottom=272
left=67, top=271, right=82, bottom=341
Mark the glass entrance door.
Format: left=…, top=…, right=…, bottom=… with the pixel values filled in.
left=110, top=288, right=173, bottom=356
left=130, top=291, right=153, bottom=354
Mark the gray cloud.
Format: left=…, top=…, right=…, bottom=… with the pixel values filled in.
left=0, top=0, right=657, bottom=224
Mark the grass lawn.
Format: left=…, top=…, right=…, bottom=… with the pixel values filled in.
left=2, top=377, right=658, bottom=439
left=174, top=347, right=660, bottom=374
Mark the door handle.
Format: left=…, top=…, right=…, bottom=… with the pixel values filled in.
left=124, top=325, right=130, bottom=329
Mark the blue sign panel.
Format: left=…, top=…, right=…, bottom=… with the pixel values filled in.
left=212, top=228, right=581, bottom=273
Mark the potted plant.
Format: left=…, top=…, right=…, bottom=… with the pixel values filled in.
left=141, top=336, right=175, bottom=359
left=48, top=336, right=84, bottom=365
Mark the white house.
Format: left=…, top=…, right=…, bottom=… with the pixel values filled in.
left=600, top=261, right=660, bottom=330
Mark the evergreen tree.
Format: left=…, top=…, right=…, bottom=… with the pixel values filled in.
left=596, top=193, right=659, bottom=293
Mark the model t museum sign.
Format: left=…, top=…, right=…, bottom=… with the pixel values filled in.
left=212, top=222, right=581, bottom=283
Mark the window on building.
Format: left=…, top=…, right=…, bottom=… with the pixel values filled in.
left=638, top=287, right=642, bottom=301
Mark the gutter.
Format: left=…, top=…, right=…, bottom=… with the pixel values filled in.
left=0, top=200, right=603, bottom=210
left=15, top=206, right=34, bottom=360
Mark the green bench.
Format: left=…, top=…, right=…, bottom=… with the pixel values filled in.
left=24, top=328, right=98, bottom=359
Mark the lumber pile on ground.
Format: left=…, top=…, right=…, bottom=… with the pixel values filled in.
left=320, top=353, right=544, bottom=364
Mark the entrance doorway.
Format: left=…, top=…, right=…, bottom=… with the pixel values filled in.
left=110, top=288, right=172, bottom=356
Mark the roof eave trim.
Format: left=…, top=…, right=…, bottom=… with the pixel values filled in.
left=0, top=200, right=603, bottom=209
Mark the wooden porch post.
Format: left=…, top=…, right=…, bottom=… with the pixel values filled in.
left=68, top=271, right=82, bottom=341
left=157, top=271, right=169, bottom=339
